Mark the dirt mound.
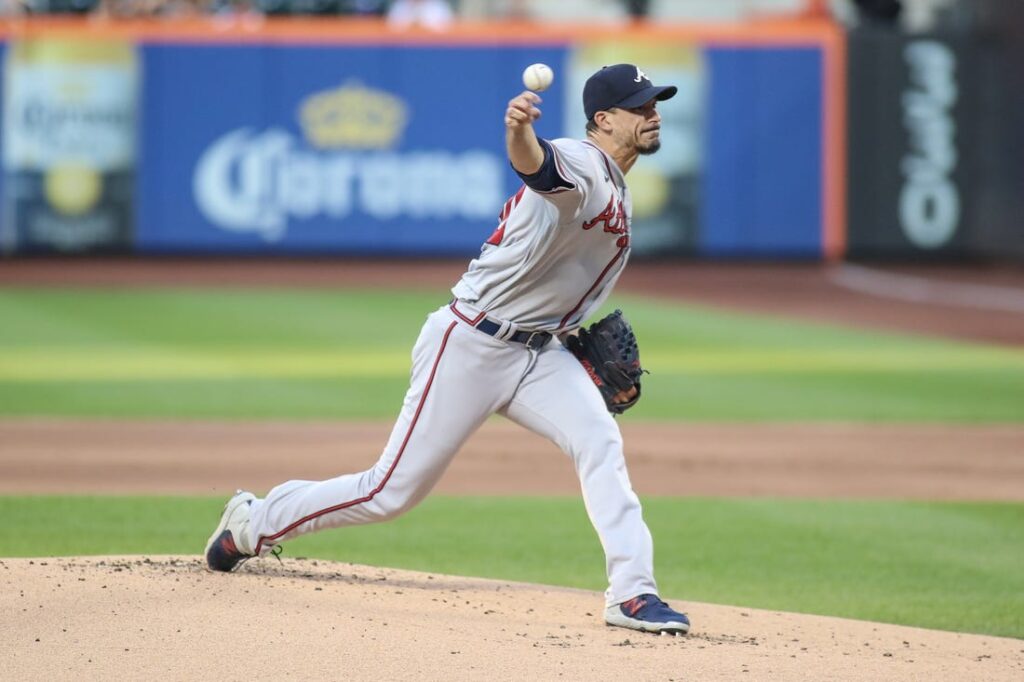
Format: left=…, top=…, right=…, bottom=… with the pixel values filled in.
left=4, top=557, right=1021, bottom=681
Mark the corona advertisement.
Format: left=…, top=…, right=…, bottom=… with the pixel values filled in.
left=2, top=39, right=138, bottom=253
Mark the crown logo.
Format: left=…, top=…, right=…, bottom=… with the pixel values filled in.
left=299, top=81, right=408, bottom=150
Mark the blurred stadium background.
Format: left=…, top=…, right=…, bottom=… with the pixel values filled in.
left=1, top=0, right=1023, bottom=644
left=0, top=0, right=1021, bottom=264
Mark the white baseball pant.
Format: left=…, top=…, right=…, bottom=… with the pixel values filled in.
left=245, top=304, right=658, bottom=606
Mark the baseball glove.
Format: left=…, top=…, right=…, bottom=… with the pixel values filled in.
left=565, top=309, right=645, bottom=415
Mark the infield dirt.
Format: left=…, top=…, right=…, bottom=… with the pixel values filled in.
left=5, top=557, right=1023, bottom=681
left=3, top=419, right=1024, bottom=500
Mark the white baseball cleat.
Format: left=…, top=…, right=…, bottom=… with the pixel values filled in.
left=605, top=594, right=691, bottom=635
left=204, top=490, right=257, bottom=572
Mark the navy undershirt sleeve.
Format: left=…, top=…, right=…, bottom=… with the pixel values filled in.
left=513, top=139, right=575, bottom=192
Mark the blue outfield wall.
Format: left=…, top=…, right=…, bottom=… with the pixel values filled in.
left=703, top=47, right=823, bottom=257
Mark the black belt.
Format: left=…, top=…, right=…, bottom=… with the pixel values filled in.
left=451, top=301, right=552, bottom=350
left=475, top=318, right=552, bottom=350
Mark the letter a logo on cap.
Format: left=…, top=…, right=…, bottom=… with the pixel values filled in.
left=634, top=67, right=649, bottom=83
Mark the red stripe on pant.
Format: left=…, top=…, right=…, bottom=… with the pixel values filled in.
left=254, top=320, right=459, bottom=555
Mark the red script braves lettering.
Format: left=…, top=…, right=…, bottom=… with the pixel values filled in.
left=582, top=196, right=628, bottom=235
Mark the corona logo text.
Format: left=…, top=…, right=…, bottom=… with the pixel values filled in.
left=193, top=128, right=504, bottom=241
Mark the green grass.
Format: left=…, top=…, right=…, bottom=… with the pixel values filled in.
left=1, top=287, right=1022, bottom=421
left=1, top=495, right=1021, bottom=639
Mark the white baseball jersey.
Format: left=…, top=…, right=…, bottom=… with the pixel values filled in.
left=452, top=138, right=632, bottom=331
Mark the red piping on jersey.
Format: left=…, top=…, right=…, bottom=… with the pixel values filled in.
left=253, top=320, right=459, bottom=555
left=449, top=300, right=486, bottom=326
left=558, top=247, right=626, bottom=330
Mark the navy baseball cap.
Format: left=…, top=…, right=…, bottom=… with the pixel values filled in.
left=583, top=64, right=678, bottom=120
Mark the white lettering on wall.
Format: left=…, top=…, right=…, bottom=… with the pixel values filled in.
left=900, top=41, right=959, bottom=249
left=193, top=128, right=504, bottom=241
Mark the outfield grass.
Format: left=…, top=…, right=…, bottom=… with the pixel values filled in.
left=1, top=495, right=1021, bottom=639
left=1, top=288, right=1022, bottom=421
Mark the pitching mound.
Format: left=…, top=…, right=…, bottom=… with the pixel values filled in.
left=4, top=557, right=1021, bottom=681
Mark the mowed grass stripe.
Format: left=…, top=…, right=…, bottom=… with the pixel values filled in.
left=0, top=288, right=1021, bottom=421
left=0, top=349, right=412, bottom=380
left=3, top=345, right=1023, bottom=381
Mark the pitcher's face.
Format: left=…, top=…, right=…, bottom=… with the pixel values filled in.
left=610, top=98, right=662, bottom=155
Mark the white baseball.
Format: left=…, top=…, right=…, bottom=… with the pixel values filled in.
left=522, top=63, right=554, bottom=92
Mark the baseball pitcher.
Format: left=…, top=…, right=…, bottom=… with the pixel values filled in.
left=205, top=63, right=690, bottom=636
